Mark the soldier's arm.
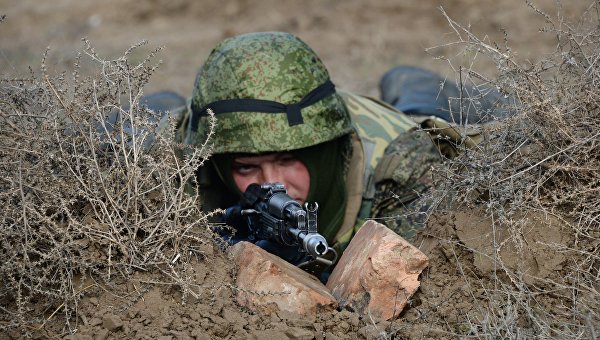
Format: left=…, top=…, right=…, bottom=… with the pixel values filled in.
left=370, top=130, right=443, bottom=241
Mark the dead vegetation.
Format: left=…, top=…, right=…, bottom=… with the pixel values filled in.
left=0, top=40, right=216, bottom=336
left=420, top=2, right=600, bottom=338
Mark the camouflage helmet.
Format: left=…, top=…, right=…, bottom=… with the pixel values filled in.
left=189, top=32, right=353, bottom=154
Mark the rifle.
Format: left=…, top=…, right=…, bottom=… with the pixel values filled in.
left=224, top=183, right=338, bottom=270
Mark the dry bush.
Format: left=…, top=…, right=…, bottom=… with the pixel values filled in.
left=424, top=2, right=599, bottom=338
left=0, top=40, right=216, bottom=336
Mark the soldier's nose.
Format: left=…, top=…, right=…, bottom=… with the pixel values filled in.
left=262, top=164, right=283, bottom=184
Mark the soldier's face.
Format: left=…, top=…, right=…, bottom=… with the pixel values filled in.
left=231, top=152, right=310, bottom=203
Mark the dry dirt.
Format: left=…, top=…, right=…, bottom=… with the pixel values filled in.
left=0, top=1, right=594, bottom=339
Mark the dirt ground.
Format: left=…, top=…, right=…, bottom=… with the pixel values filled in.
left=1, top=0, right=591, bottom=97
left=0, top=0, right=594, bottom=339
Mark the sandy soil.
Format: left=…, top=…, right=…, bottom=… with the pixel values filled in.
left=1, top=0, right=591, bottom=97
left=0, top=1, right=593, bottom=339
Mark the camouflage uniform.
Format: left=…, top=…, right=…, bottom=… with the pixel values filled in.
left=171, top=32, right=470, bottom=256
left=329, top=92, right=442, bottom=252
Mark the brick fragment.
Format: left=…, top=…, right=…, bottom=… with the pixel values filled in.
left=228, top=241, right=337, bottom=316
left=326, top=220, right=428, bottom=320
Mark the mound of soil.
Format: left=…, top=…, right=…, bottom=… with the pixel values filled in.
left=398, top=211, right=577, bottom=338
left=6, top=209, right=574, bottom=339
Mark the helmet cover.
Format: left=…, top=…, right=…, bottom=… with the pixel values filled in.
left=189, top=31, right=352, bottom=154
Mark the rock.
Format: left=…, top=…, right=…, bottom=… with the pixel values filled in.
left=313, top=323, right=324, bottom=334
left=228, top=241, right=338, bottom=316
left=358, top=324, right=387, bottom=339
left=326, top=220, right=428, bottom=320
left=94, top=328, right=109, bottom=340
left=324, top=332, right=342, bottom=340
left=285, top=326, right=314, bottom=339
left=222, top=307, right=248, bottom=327
left=102, top=314, right=123, bottom=331
left=88, top=317, right=102, bottom=326
left=277, top=310, right=315, bottom=328
left=62, top=335, right=85, bottom=340
left=249, top=329, right=288, bottom=339
left=190, top=329, right=211, bottom=340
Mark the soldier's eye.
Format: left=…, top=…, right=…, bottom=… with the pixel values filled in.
left=232, top=163, right=256, bottom=175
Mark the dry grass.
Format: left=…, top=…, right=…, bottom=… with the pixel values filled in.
left=0, top=40, right=216, bottom=336
left=422, top=2, right=600, bottom=338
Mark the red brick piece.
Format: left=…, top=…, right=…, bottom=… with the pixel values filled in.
left=228, top=241, right=338, bottom=316
left=326, top=220, right=429, bottom=320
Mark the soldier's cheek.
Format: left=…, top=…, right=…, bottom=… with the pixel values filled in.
left=232, top=173, right=261, bottom=194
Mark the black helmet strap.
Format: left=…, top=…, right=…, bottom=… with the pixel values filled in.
left=190, top=80, right=336, bottom=130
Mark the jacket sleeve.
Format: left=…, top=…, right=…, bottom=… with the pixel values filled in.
left=370, top=129, right=442, bottom=241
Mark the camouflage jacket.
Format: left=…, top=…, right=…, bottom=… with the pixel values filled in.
left=331, top=91, right=439, bottom=251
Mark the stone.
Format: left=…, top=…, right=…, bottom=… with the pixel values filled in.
left=102, top=314, right=123, bottom=331
left=326, top=220, right=428, bottom=320
left=222, top=307, right=248, bottom=326
left=190, top=329, right=211, bottom=340
left=249, top=329, right=288, bottom=339
left=94, top=328, right=109, bottom=340
left=358, top=324, right=387, bottom=339
left=88, top=317, right=102, bottom=326
left=285, top=327, right=314, bottom=340
left=228, top=241, right=338, bottom=316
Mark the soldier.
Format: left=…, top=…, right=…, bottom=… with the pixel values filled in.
left=161, top=31, right=504, bottom=274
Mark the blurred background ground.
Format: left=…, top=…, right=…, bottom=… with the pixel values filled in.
left=0, top=0, right=591, bottom=98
